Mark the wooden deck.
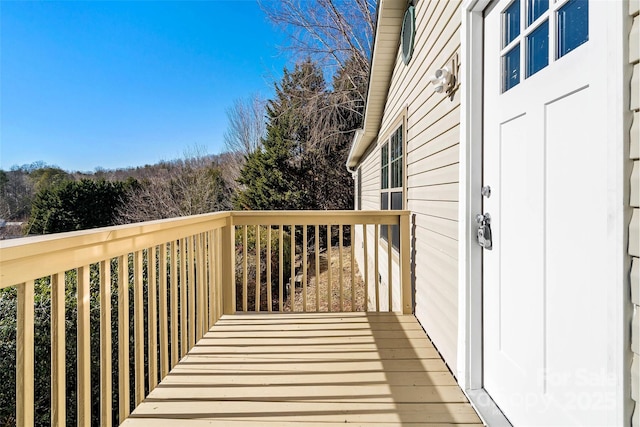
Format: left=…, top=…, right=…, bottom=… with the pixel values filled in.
left=123, top=312, right=483, bottom=426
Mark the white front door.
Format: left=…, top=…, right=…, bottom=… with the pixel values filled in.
left=482, top=0, right=616, bottom=424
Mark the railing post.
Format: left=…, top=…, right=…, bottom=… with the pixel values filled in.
left=399, top=212, right=412, bottom=314
left=222, top=217, right=236, bottom=314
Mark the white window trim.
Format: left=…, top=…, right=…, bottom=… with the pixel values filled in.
left=379, top=116, right=406, bottom=252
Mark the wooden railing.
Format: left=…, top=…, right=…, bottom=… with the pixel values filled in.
left=0, top=210, right=410, bottom=426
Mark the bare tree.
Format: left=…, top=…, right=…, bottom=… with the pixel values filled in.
left=117, top=147, right=232, bottom=224
left=259, top=0, right=375, bottom=149
left=223, top=94, right=267, bottom=156
left=0, top=169, right=34, bottom=221
left=222, top=94, right=267, bottom=184
left=260, top=0, right=376, bottom=99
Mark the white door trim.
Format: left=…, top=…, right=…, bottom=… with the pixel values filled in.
left=458, top=0, right=630, bottom=424
left=459, top=1, right=511, bottom=424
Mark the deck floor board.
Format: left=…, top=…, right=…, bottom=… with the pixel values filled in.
left=123, top=312, right=483, bottom=426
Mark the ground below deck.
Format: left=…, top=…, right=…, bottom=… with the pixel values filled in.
left=123, top=312, right=482, bottom=426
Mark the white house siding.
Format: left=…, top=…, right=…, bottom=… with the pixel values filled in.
left=354, top=0, right=463, bottom=372
left=630, top=1, right=640, bottom=425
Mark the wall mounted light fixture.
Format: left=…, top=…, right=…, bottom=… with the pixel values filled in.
left=429, top=67, right=453, bottom=93
left=429, top=55, right=460, bottom=98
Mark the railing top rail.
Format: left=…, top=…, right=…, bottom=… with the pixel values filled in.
left=0, top=211, right=230, bottom=289
left=229, top=210, right=410, bottom=226
left=0, top=210, right=410, bottom=289
left=0, top=211, right=230, bottom=257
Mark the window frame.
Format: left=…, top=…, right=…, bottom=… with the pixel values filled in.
left=379, top=114, right=406, bottom=251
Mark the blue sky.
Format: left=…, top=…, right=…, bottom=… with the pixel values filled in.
left=0, top=1, right=292, bottom=172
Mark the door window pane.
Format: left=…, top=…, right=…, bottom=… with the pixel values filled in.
left=502, top=44, right=521, bottom=92
left=557, top=0, right=588, bottom=58
left=527, top=0, right=548, bottom=26
left=503, top=0, right=521, bottom=47
left=527, top=20, right=549, bottom=77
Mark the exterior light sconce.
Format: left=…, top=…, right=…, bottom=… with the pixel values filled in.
left=429, top=67, right=453, bottom=93
left=429, top=55, right=460, bottom=99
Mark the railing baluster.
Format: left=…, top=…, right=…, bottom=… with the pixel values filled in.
left=327, top=226, right=332, bottom=312
left=214, top=230, right=223, bottom=320
left=217, top=229, right=225, bottom=318
left=363, top=224, right=369, bottom=312
left=351, top=226, right=355, bottom=312
left=388, top=224, right=393, bottom=312
left=221, top=224, right=235, bottom=315
left=180, top=239, right=187, bottom=358
left=194, top=236, right=201, bottom=340
left=302, top=225, right=307, bottom=312
left=243, top=225, right=248, bottom=312
left=197, top=234, right=205, bottom=340
left=148, top=248, right=158, bottom=391
left=339, top=225, right=344, bottom=311
left=315, top=225, right=320, bottom=312
left=267, top=226, right=272, bottom=312
left=159, top=244, right=169, bottom=379
left=170, top=242, right=179, bottom=369
left=78, top=266, right=91, bottom=425
left=256, top=225, right=261, bottom=312
left=290, top=225, right=295, bottom=312
left=100, top=260, right=112, bottom=426
left=51, top=273, right=65, bottom=426
left=134, top=251, right=145, bottom=406
left=278, top=225, right=284, bottom=312
left=188, top=236, right=196, bottom=348
left=118, top=256, right=130, bottom=421
left=16, top=281, right=34, bottom=427
left=208, top=231, right=216, bottom=327
left=375, top=225, right=380, bottom=312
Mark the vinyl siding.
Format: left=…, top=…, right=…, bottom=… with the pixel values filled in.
left=629, top=3, right=639, bottom=424
left=360, top=145, right=381, bottom=211
left=356, top=0, right=462, bottom=373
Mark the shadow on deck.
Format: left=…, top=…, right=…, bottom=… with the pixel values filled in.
left=123, top=312, right=482, bottom=426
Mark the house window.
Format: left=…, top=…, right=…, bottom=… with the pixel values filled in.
left=380, top=125, right=403, bottom=250
left=501, top=0, right=588, bottom=92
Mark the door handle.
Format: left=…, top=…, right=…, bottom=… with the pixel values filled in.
left=476, top=213, right=493, bottom=250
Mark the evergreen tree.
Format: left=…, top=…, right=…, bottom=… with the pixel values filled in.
left=28, top=178, right=132, bottom=234
left=235, top=59, right=327, bottom=210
